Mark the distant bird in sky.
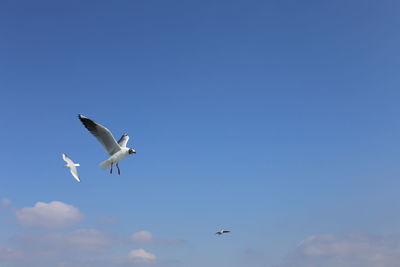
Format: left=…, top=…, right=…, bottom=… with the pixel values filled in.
left=215, top=230, right=231, bottom=235
left=62, top=153, right=81, bottom=182
left=78, top=114, right=136, bottom=175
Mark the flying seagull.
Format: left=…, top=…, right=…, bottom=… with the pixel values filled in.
left=62, top=153, right=81, bottom=182
left=78, top=114, right=136, bottom=175
left=215, top=230, right=231, bottom=235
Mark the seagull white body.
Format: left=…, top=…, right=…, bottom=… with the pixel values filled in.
left=62, top=153, right=81, bottom=182
left=216, top=230, right=230, bottom=235
left=78, top=114, right=136, bottom=175
left=99, top=147, right=130, bottom=169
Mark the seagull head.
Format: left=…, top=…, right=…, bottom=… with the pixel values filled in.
left=128, top=148, right=136, bottom=154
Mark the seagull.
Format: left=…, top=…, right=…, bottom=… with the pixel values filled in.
left=215, top=230, right=231, bottom=235
left=62, top=153, right=81, bottom=182
left=78, top=114, right=136, bottom=175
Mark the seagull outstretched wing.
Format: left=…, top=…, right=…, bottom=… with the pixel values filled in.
left=78, top=114, right=121, bottom=156
left=118, top=134, right=129, bottom=148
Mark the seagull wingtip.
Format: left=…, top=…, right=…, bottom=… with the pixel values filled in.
left=78, top=114, right=88, bottom=120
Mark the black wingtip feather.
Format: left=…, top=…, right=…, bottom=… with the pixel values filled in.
left=78, top=115, right=99, bottom=136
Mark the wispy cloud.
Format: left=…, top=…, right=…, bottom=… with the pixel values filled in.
left=11, top=229, right=115, bottom=253
left=0, top=198, right=11, bottom=210
left=278, top=233, right=400, bottom=267
left=130, top=230, right=184, bottom=245
left=98, top=216, right=119, bottom=226
left=15, top=201, right=83, bottom=228
left=0, top=201, right=180, bottom=266
left=0, top=245, right=22, bottom=260
left=131, top=231, right=153, bottom=243
left=0, top=229, right=116, bottom=267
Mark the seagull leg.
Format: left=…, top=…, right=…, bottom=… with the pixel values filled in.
left=117, top=163, right=121, bottom=175
left=110, top=163, right=113, bottom=174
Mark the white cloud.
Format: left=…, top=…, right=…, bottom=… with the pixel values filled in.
left=279, top=233, right=400, bottom=267
left=15, top=201, right=83, bottom=228
left=127, top=248, right=157, bottom=264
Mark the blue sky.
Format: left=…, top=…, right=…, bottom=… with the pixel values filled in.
left=1, top=0, right=400, bottom=266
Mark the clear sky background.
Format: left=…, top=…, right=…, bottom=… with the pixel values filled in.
left=1, top=0, right=400, bottom=266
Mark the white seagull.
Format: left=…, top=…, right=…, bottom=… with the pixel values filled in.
left=215, top=230, right=231, bottom=235
left=62, top=153, right=81, bottom=182
left=78, top=114, right=136, bottom=175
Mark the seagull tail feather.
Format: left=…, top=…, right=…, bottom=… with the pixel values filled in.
left=100, top=159, right=112, bottom=169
